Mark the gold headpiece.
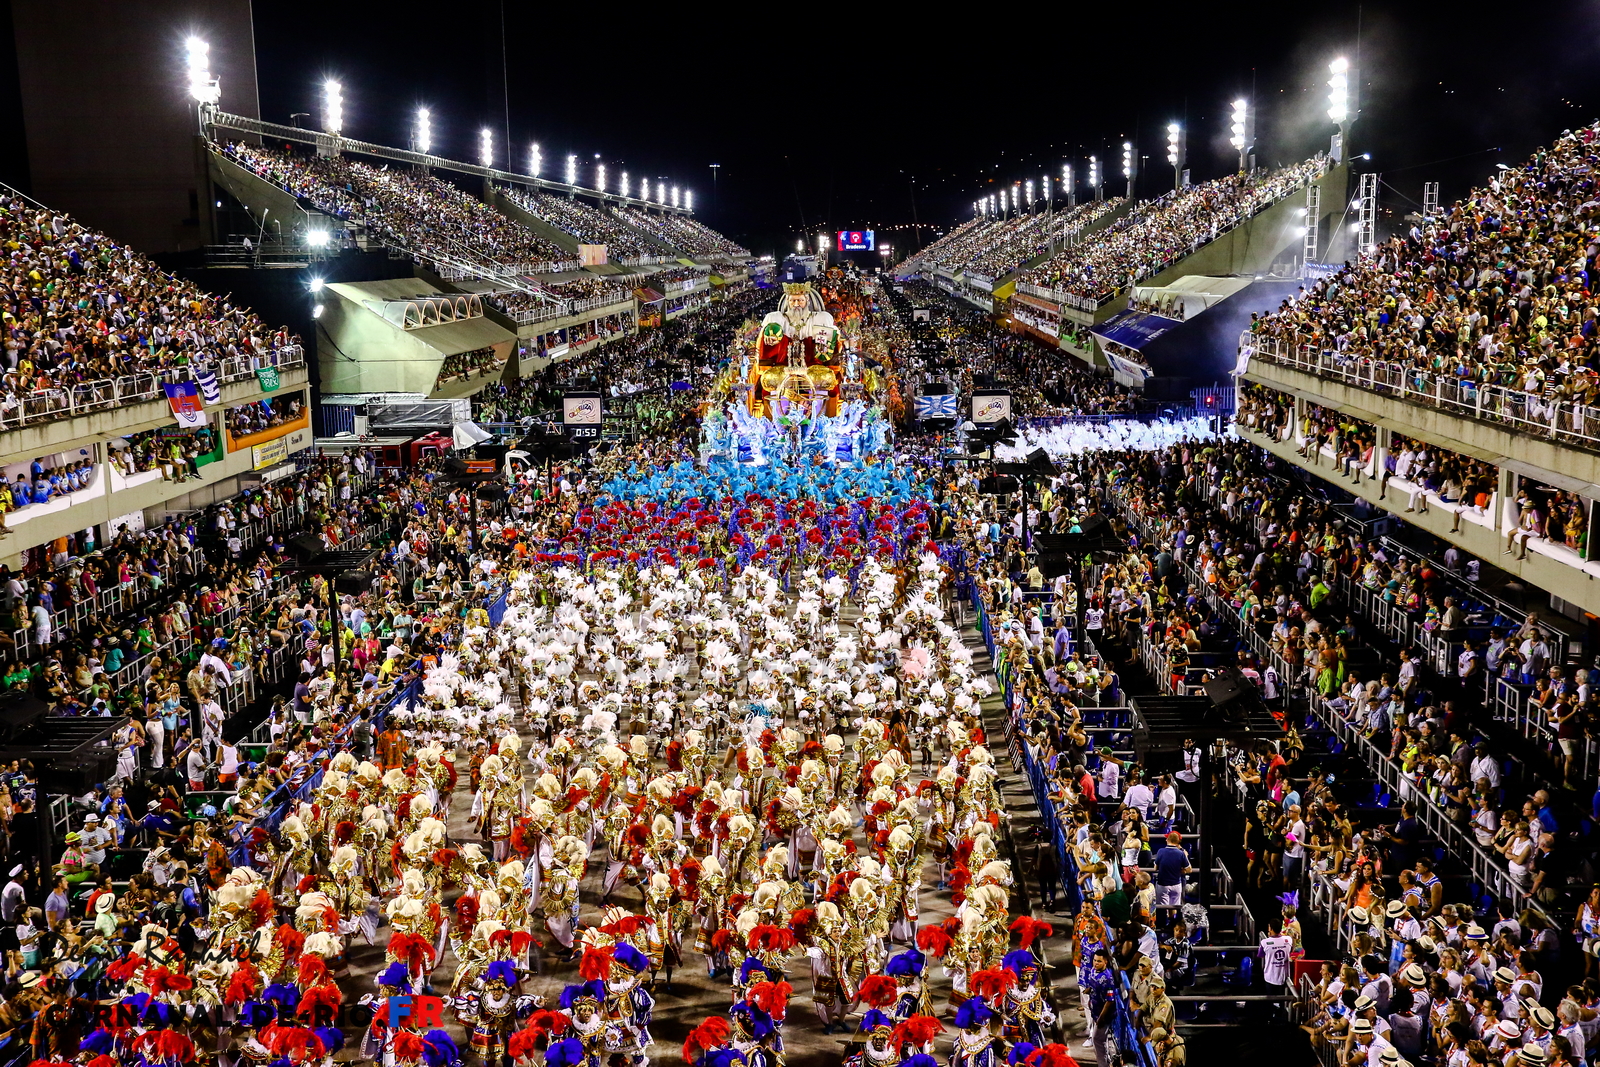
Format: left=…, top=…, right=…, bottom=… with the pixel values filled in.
left=782, top=281, right=811, bottom=296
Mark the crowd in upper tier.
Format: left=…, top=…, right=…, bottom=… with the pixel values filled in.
left=613, top=206, right=749, bottom=258
left=219, top=142, right=576, bottom=273
left=1248, top=122, right=1600, bottom=410
left=499, top=188, right=660, bottom=260
left=921, top=200, right=1125, bottom=279
left=0, top=195, right=301, bottom=425
left=1021, top=158, right=1328, bottom=304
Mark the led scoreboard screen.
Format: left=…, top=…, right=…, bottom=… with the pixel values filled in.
left=837, top=229, right=875, bottom=251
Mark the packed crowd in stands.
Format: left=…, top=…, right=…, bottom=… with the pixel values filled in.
left=476, top=286, right=775, bottom=430
left=108, top=428, right=217, bottom=483
left=1249, top=122, right=1600, bottom=421
left=219, top=142, right=575, bottom=273
left=922, top=199, right=1125, bottom=279
left=613, top=205, right=750, bottom=258
left=433, top=347, right=506, bottom=388
left=0, top=193, right=302, bottom=427
left=223, top=394, right=304, bottom=439
left=3, top=261, right=1600, bottom=1067
left=1023, top=157, right=1328, bottom=303
left=898, top=282, right=1144, bottom=417
left=499, top=188, right=659, bottom=259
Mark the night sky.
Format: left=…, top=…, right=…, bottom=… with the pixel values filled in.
left=250, top=1, right=1600, bottom=259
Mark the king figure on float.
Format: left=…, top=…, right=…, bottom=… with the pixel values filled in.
left=750, top=281, right=843, bottom=416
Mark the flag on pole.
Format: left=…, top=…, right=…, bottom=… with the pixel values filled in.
left=195, top=367, right=221, bottom=405
left=163, top=381, right=206, bottom=429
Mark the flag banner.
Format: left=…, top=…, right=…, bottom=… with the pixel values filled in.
left=195, top=367, right=221, bottom=405
left=164, top=382, right=206, bottom=429
left=256, top=367, right=280, bottom=393
left=914, top=393, right=959, bottom=420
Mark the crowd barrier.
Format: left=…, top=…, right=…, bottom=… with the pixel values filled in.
left=968, top=580, right=1161, bottom=1067
left=1246, top=333, right=1600, bottom=448
left=1113, top=496, right=1554, bottom=926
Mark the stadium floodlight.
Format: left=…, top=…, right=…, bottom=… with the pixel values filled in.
left=1025, top=180, right=1034, bottom=206
left=1167, top=122, right=1187, bottom=192
left=1088, top=155, right=1100, bottom=200
left=641, top=177, right=650, bottom=202
left=1043, top=175, right=1051, bottom=201
left=1327, top=56, right=1349, bottom=124
left=186, top=37, right=219, bottom=105
left=671, top=186, right=680, bottom=208
left=480, top=128, right=494, bottom=169
left=797, top=239, right=804, bottom=252
left=309, top=277, right=324, bottom=292
left=529, top=142, right=542, bottom=177
left=1230, top=97, right=1254, bottom=172
left=307, top=230, right=330, bottom=248
left=312, top=304, right=324, bottom=319
left=415, top=108, right=431, bottom=155
left=565, top=154, right=577, bottom=186
left=323, top=79, right=342, bottom=136
left=685, top=189, right=693, bottom=212
left=596, top=163, right=606, bottom=193
left=655, top=181, right=665, bottom=205
left=620, top=171, right=630, bottom=197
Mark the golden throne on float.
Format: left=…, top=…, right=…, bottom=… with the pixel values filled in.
left=745, top=281, right=842, bottom=417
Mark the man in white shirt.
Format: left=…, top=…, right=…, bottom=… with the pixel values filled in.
left=1469, top=743, right=1501, bottom=790
left=1282, top=805, right=1308, bottom=886
left=1123, top=776, right=1155, bottom=820
left=1259, top=921, right=1294, bottom=994
left=78, top=813, right=112, bottom=874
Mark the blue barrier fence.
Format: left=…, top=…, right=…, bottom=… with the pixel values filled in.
left=969, top=584, right=1157, bottom=1067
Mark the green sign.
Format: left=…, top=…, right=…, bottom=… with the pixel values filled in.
left=256, top=367, right=281, bottom=393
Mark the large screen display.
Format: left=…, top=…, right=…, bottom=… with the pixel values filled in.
left=837, top=230, right=875, bottom=251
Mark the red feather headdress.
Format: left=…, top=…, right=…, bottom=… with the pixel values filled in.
left=1009, top=916, right=1054, bottom=951
left=856, top=974, right=898, bottom=1008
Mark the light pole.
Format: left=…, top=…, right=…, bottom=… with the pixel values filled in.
left=1166, top=122, right=1185, bottom=193
left=1230, top=97, right=1254, bottom=173
left=709, top=163, right=720, bottom=212
left=1122, top=141, right=1136, bottom=203
left=1328, top=56, right=1355, bottom=161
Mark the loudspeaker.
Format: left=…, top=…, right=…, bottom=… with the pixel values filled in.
left=443, top=456, right=472, bottom=477
left=0, top=690, right=45, bottom=743
left=1036, top=553, right=1075, bottom=579
left=978, top=475, right=1020, bottom=495
left=39, top=750, right=116, bottom=794
left=286, top=534, right=325, bottom=560
left=1077, top=514, right=1109, bottom=539
left=334, top=571, right=372, bottom=594
left=1203, top=672, right=1246, bottom=708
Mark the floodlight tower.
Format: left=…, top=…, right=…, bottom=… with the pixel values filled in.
left=185, top=37, right=219, bottom=132
left=414, top=108, right=432, bottom=156
left=1229, top=98, right=1254, bottom=173
left=1166, top=123, right=1186, bottom=193
left=596, top=163, right=606, bottom=194
left=1327, top=56, right=1356, bottom=161
left=1062, top=162, right=1074, bottom=208
left=1122, top=141, right=1136, bottom=202
left=320, top=79, right=343, bottom=157
left=529, top=143, right=542, bottom=178
left=479, top=128, right=494, bottom=169
left=1089, top=156, right=1101, bottom=202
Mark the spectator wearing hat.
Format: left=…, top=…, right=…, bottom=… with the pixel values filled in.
left=52, top=834, right=89, bottom=885
left=1345, top=1018, right=1394, bottom=1067
left=1148, top=1027, right=1184, bottom=1067
left=77, top=813, right=110, bottom=873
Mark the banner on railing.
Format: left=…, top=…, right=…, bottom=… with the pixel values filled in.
left=256, top=367, right=281, bottom=393
left=164, top=382, right=205, bottom=428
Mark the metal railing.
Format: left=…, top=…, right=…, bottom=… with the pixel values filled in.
left=1116, top=497, right=1555, bottom=924
left=1245, top=332, right=1600, bottom=449
left=0, top=346, right=304, bottom=432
